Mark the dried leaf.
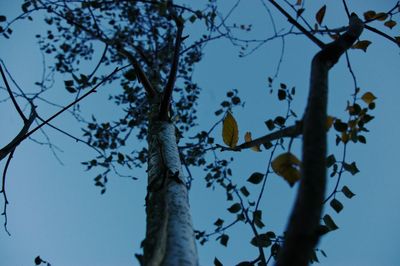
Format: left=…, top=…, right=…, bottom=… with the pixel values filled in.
left=271, top=152, right=301, bottom=187
left=384, top=20, right=397, bottom=29
left=375, top=12, right=388, bottom=21
left=326, top=116, right=335, bottom=130
left=361, top=92, right=377, bottom=104
left=244, top=132, right=261, bottom=152
left=222, top=112, right=239, bottom=148
left=315, top=5, right=326, bottom=25
left=352, top=40, right=372, bottom=52
left=363, top=10, right=376, bottom=20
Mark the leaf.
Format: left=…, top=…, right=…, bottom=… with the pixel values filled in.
left=320, top=249, right=327, bottom=258
left=333, top=119, right=347, bottom=132
left=361, top=92, right=377, bottom=104
left=352, top=40, right=372, bottom=52
left=342, top=185, right=355, bottom=198
left=34, top=256, right=42, bottom=265
left=227, top=203, right=241, bottom=213
left=384, top=20, right=397, bottom=29
left=124, top=69, right=137, bottom=81
left=214, top=257, right=223, bottom=266
left=247, top=172, right=264, bottom=184
left=222, top=112, right=239, bottom=148
left=375, top=12, right=388, bottom=21
left=358, top=135, right=366, bottom=144
left=219, top=234, right=229, bottom=247
left=296, top=0, right=302, bottom=5
left=189, top=15, right=197, bottom=23
left=326, top=154, right=336, bottom=168
left=65, top=86, right=77, bottom=93
left=253, top=210, right=265, bottom=229
left=244, top=132, right=261, bottom=152
left=330, top=198, right=343, bottom=213
left=0, top=15, right=6, bottom=22
left=271, top=152, right=301, bottom=187
left=363, top=10, right=376, bottom=20
left=326, top=116, right=335, bottom=130
left=343, top=162, right=359, bottom=175
left=323, top=214, right=339, bottom=231
left=240, top=186, right=250, bottom=197
left=64, top=80, right=74, bottom=87
left=278, top=89, right=286, bottom=101
left=315, top=5, right=326, bottom=25
left=214, top=218, right=224, bottom=227
left=250, top=233, right=272, bottom=248
left=265, top=119, right=275, bottom=131
left=21, top=2, right=31, bottom=12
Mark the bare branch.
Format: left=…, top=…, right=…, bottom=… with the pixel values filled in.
left=24, top=68, right=120, bottom=142
left=0, top=64, right=26, bottom=121
left=1, top=149, right=15, bottom=236
left=365, top=25, right=400, bottom=47
left=267, top=0, right=325, bottom=48
left=0, top=108, right=36, bottom=162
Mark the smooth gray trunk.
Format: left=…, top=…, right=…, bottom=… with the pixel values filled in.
left=143, top=101, right=198, bottom=266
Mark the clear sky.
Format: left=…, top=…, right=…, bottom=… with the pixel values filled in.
left=1, top=1, right=399, bottom=266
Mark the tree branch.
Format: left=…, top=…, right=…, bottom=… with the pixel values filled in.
left=267, top=0, right=325, bottom=48
left=24, top=68, right=120, bottom=143
left=116, top=46, right=158, bottom=98
left=365, top=25, right=400, bottom=47
left=38, top=1, right=157, bottom=99
left=0, top=68, right=119, bottom=162
left=1, top=149, right=15, bottom=236
left=159, top=15, right=184, bottom=121
left=235, top=122, right=302, bottom=150
left=0, top=108, right=36, bottom=162
left=0, top=64, right=26, bottom=121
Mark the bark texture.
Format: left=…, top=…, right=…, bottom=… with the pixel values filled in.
left=143, top=100, right=198, bottom=266
left=276, top=14, right=364, bottom=266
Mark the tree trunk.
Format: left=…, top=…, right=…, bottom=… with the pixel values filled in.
left=276, top=14, right=364, bottom=266
left=143, top=100, right=198, bottom=266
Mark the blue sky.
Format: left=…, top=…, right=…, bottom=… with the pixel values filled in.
left=1, top=0, right=400, bottom=265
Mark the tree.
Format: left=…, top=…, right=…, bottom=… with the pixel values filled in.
left=0, top=0, right=399, bottom=265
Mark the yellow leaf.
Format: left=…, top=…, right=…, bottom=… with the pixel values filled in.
left=296, top=0, right=302, bottom=6
left=384, top=20, right=397, bottom=29
left=326, top=116, right=335, bottom=130
left=352, top=40, right=372, bottom=52
left=363, top=10, right=376, bottom=20
left=222, top=112, right=239, bottom=148
left=271, top=152, right=301, bottom=187
left=244, top=132, right=261, bottom=152
left=375, top=12, right=388, bottom=21
left=341, top=132, right=349, bottom=143
left=361, top=92, right=377, bottom=104
left=315, top=5, right=326, bottom=25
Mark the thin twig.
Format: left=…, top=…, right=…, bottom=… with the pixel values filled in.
left=23, top=68, right=119, bottom=147
left=1, top=149, right=15, bottom=236
left=267, top=0, right=325, bottom=48
left=0, top=65, right=26, bottom=121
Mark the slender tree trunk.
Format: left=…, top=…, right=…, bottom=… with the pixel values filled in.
left=143, top=100, right=198, bottom=266
left=276, top=14, right=364, bottom=266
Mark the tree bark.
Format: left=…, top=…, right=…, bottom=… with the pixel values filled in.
left=276, top=14, right=364, bottom=266
left=143, top=99, right=198, bottom=266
